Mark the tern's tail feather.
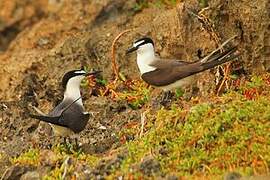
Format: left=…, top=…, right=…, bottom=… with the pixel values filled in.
left=29, top=114, right=65, bottom=127
left=201, top=46, right=239, bottom=70
left=207, top=46, right=238, bottom=62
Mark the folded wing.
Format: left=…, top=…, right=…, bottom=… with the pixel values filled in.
left=142, top=46, right=238, bottom=87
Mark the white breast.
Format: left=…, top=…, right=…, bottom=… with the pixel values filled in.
left=159, top=76, right=195, bottom=91
left=51, top=124, right=74, bottom=136
left=136, top=44, right=156, bottom=74
left=64, top=76, right=84, bottom=106
left=137, top=59, right=156, bottom=74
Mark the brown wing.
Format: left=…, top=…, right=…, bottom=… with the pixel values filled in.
left=141, top=60, right=203, bottom=86
left=141, top=46, right=238, bottom=87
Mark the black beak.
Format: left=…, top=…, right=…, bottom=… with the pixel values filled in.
left=126, top=46, right=138, bottom=54
left=84, top=70, right=102, bottom=76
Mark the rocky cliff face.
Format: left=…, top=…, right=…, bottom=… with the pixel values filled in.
left=0, top=0, right=269, bottom=99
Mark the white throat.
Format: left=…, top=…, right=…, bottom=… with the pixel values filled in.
left=136, top=44, right=156, bottom=74
left=63, top=76, right=84, bottom=106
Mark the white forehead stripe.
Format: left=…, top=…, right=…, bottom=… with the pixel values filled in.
left=134, top=40, right=145, bottom=47
left=75, top=70, right=86, bottom=74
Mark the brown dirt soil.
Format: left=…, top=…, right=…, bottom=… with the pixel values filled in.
left=0, top=0, right=269, bottom=178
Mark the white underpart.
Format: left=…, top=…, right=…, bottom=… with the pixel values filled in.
left=159, top=76, right=194, bottom=91
left=63, top=75, right=84, bottom=106
left=135, top=43, right=156, bottom=74
left=51, top=125, right=74, bottom=136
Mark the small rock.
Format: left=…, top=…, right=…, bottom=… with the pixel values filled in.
left=98, top=125, right=107, bottom=130
left=20, top=171, right=40, bottom=180
left=1, top=165, right=33, bottom=180
left=37, top=37, right=50, bottom=46
left=0, top=154, right=11, bottom=175
left=224, top=172, right=242, bottom=180
left=166, top=175, right=180, bottom=180
left=39, top=149, right=58, bottom=166
left=89, top=154, right=126, bottom=178
left=140, top=156, right=161, bottom=176
left=0, top=103, right=8, bottom=110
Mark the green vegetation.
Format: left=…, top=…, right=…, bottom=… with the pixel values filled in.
left=117, top=80, right=151, bottom=109
left=118, top=94, right=270, bottom=177
left=12, top=149, right=40, bottom=166
left=198, top=0, right=208, bottom=8
left=12, top=144, right=100, bottom=179
left=11, top=74, right=270, bottom=178
left=175, top=88, right=185, bottom=98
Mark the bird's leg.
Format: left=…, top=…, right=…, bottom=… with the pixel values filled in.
left=160, top=91, right=173, bottom=105
left=74, top=137, right=80, bottom=151
left=63, top=137, right=69, bottom=150
left=167, top=91, right=173, bottom=101
left=63, top=137, right=67, bottom=144
left=62, top=137, right=72, bottom=153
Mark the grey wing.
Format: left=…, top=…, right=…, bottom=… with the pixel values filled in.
left=53, top=99, right=89, bottom=133
left=48, top=100, right=71, bottom=117
left=30, top=99, right=89, bottom=132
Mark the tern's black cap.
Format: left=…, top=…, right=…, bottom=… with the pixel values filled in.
left=126, top=37, right=154, bottom=54
left=62, top=70, right=86, bottom=88
left=134, top=37, right=154, bottom=47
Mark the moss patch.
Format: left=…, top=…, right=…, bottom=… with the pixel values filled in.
left=111, top=74, right=270, bottom=178
left=9, top=74, right=270, bottom=178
